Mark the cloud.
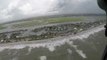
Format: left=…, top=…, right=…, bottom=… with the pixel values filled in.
left=57, top=0, right=105, bottom=14
left=0, top=0, right=20, bottom=22
left=18, top=0, right=58, bottom=15
left=0, top=0, right=105, bottom=23
left=0, top=9, right=12, bottom=22
left=18, top=3, right=33, bottom=15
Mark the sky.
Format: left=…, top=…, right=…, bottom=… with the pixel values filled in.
left=0, top=0, right=105, bottom=23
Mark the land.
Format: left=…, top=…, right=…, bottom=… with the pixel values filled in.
left=0, top=15, right=105, bottom=43
left=10, top=17, right=83, bottom=28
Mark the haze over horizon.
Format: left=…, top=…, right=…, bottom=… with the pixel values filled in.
left=0, top=0, right=105, bottom=23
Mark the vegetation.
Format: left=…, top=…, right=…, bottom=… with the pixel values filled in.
left=12, top=17, right=83, bottom=28
left=0, top=20, right=105, bottom=43
left=46, top=17, right=82, bottom=23
left=0, top=24, right=6, bottom=30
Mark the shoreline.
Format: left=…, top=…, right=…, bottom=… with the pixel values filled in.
left=0, top=25, right=104, bottom=47
left=0, top=20, right=105, bottom=44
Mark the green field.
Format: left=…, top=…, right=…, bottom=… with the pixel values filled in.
left=11, top=17, right=83, bottom=28
left=0, top=24, right=6, bottom=30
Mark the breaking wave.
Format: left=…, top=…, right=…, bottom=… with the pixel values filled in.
left=0, top=25, right=104, bottom=52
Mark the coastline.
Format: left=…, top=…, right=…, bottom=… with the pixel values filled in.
left=0, top=24, right=104, bottom=52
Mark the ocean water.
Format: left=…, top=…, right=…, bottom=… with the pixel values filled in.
left=0, top=25, right=107, bottom=60
left=0, top=0, right=106, bottom=59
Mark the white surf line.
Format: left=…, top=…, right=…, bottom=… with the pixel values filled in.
left=69, top=25, right=105, bottom=40
left=0, top=25, right=105, bottom=53
left=40, top=56, right=47, bottom=60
